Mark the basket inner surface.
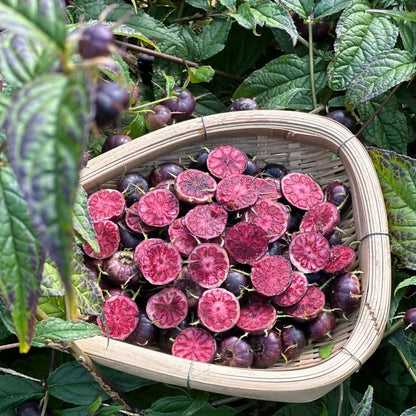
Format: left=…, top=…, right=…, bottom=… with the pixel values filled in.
left=86, top=132, right=360, bottom=371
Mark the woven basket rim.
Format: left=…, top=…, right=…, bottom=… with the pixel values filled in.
left=77, top=110, right=391, bottom=402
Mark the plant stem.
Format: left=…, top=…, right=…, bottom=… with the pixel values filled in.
left=396, top=346, right=416, bottom=383
left=337, top=383, right=344, bottom=416
left=0, top=366, right=42, bottom=382
left=383, top=318, right=404, bottom=339
left=0, top=342, right=19, bottom=351
left=115, top=40, right=244, bottom=82
left=308, top=19, right=318, bottom=110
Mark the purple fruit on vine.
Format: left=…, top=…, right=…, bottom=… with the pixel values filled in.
left=101, top=134, right=132, bottom=153
left=228, top=97, right=259, bottom=111
left=145, top=104, right=172, bottom=131
left=78, top=23, right=114, bottom=59
left=163, top=87, right=196, bottom=121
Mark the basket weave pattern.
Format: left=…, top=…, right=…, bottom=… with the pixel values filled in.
left=76, top=110, right=390, bottom=402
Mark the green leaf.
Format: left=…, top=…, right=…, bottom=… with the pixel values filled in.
left=0, top=166, right=43, bottom=353
left=229, top=3, right=257, bottom=32
left=88, top=396, right=103, bottom=415
left=189, top=66, right=215, bottom=83
left=367, top=148, right=416, bottom=268
left=358, top=95, right=408, bottom=154
left=314, top=0, right=353, bottom=19
left=279, top=0, right=314, bottom=19
left=0, top=32, right=59, bottom=90
left=346, top=49, right=416, bottom=105
left=123, top=112, right=147, bottom=139
left=398, top=20, right=416, bottom=58
left=72, top=185, right=99, bottom=253
left=388, top=329, right=416, bottom=376
left=394, top=276, right=416, bottom=296
left=0, top=93, right=10, bottom=129
left=366, top=9, right=416, bottom=22
left=319, top=343, right=335, bottom=358
left=219, top=0, right=236, bottom=9
left=185, top=0, right=210, bottom=11
left=351, top=385, right=373, bottom=416
left=261, top=87, right=309, bottom=109
left=0, top=375, right=43, bottom=412
left=38, top=295, right=65, bottom=319
left=0, top=0, right=67, bottom=51
left=0, top=296, right=16, bottom=335
left=189, top=85, right=228, bottom=116
left=271, top=403, right=322, bottom=416
left=401, top=407, right=416, bottom=416
left=71, top=245, right=104, bottom=316
left=233, top=54, right=327, bottom=110
left=198, top=18, right=232, bottom=60
left=328, top=0, right=398, bottom=91
left=99, top=367, right=157, bottom=393
left=41, top=258, right=65, bottom=297
left=32, top=317, right=101, bottom=348
left=6, top=72, right=90, bottom=318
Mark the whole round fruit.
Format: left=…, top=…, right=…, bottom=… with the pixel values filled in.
left=16, top=400, right=51, bottom=416
left=78, top=23, right=114, bottom=59
left=94, top=81, right=130, bottom=127
left=163, top=87, right=196, bottom=121
left=326, top=109, right=358, bottom=133
left=145, top=104, right=172, bottom=131
left=101, top=134, right=132, bottom=153
left=228, top=97, right=259, bottom=111
left=404, top=308, right=416, bottom=332
left=117, top=172, right=149, bottom=206
left=298, top=17, right=331, bottom=42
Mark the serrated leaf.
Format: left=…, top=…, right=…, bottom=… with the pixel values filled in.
left=394, top=276, right=416, bottom=296
left=279, top=0, right=314, bottom=19
left=233, top=54, right=327, bottom=110
left=351, top=385, right=373, bottom=416
left=41, top=258, right=65, bottom=297
left=71, top=245, right=104, bottom=316
left=366, top=9, right=416, bottom=22
left=185, top=0, right=210, bottom=11
left=38, top=296, right=66, bottom=319
left=358, top=95, right=408, bottom=154
left=72, top=184, right=99, bottom=253
left=6, top=73, right=91, bottom=319
left=0, top=166, right=44, bottom=352
left=0, top=296, right=16, bottom=334
left=229, top=3, right=257, bottom=31
left=319, top=343, right=335, bottom=359
left=0, top=32, right=59, bottom=90
left=123, top=112, right=147, bottom=139
left=261, top=87, right=308, bottom=109
left=32, top=317, right=101, bottom=347
left=219, top=0, right=236, bottom=9
left=314, top=0, right=353, bottom=19
left=346, top=49, right=416, bottom=105
left=367, top=148, right=416, bottom=268
left=0, top=0, right=67, bottom=51
left=398, top=20, right=416, bottom=58
left=0, top=375, right=43, bottom=412
left=388, top=329, right=416, bottom=375
left=190, top=84, right=228, bottom=116
left=198, top=18, right=231, bottom=60
left=328, top=0, right=398, bottom=91
left=189, top=66, right=215, bottom=83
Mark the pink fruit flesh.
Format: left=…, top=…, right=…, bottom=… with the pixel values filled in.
left=168, top=217, right=198, bottom=256
left=299, top=201, right=341, bottom=238
left=125, top=201, right=155, bottom=234
left=323, top=245, right=356, bottom=273
left=97, top=295, right=139, bottom=340
left=207, top=145, right=248, bottom=179
left=289, top=231, right=330, bottom=273
left=255, top=177, right=282, bottom=200
left=244, top=199, right=289, bottom=242
left=236, top=303, right=277, bottom=334
left=83, top=220, right=120, bottom=259
left=87, top=189, right=126, bottom=222
left=146, top=287, right=189, bottom=329
left=251, top=255, right=292, bottom=297
left=133, top=237, right=165, bottom=264
left=283, top=285, right=326, bottom=321
left=197, top=288, right=240, bottom=332
left=173, top=169, right=217, bottom=204
left=139, top=241, right=182, bottom=285
left=272, top=271, right=308, bottom=307
left=281, top=172, right=324, bottom=210
left=184, top=203, right=228, bottom=240
left=172, top=327, right=217, bottom=362
left=138, top=188, right=180, bottom=227
left=224, top=222, right=268, bottom=264
left=216, top=174, right=259, bottom=211
left=188, top=243, right=229, bottom=288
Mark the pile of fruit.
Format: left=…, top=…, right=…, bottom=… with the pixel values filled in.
left=82, top=145, right=361, bottom=368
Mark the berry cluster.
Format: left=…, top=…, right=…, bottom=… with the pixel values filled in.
left=82, top=145, right=361, bottom=368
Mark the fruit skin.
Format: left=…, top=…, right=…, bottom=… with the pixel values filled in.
left=145, top=104, right=172, bottom=131
left=280, top=324, right=306, bottom=361
left=217, top=336, right=254, bottom=367
left=125, top=310, right=158, bottom=347
left=325, top=109, right=358, bottom=133
left=101, top=134, right=132, bottom=153
left=228, top=97, right=259, bottom=111
left=16, top=399, right=51, bottom=416
left=404, top=308, right=416, bottom=332
left=78, top=23, right=114, bottom=59
left=148, top=162, right=185, bottom=188
left=297, top=17, right=331, bottom=42
left=163, top=87, right=196, bottom=121
left=102, top=250, right=141, bottom=286
left=117, top=172, right=150, bottom=206
left=94, top=81, right=131, bottom=127
left=329, top=272, right=361, bottom=316
left=249, top=329, right=283, bottom=368
left=304, top=309, right=336, bottom=342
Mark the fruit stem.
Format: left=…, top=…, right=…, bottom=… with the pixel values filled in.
left=115, top=40, right=244, bottom=82
left=383, top=317, right=404, bottom=339
left=129, top=95, right=176, bottom=112
left=308, top=17, right=318, bottom=110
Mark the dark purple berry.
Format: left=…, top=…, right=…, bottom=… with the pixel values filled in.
left=94, top=81, right=131, bottom=127
left=148, top=162, right=185, bottom=188
left=243, top=157, right=260, bottom=176
left=228, top=97, right=259, bottom=111
left=78, top=23, right=114, bottom=59
left=145, top=104, right=172, bottom=131
left=118, top=222, right=143, bottom=249
left=16, top=400, right=51, bottom=416
left=221, top=269, right=248, bottom=297
left=404, top=308, right=416, bottom=332
left=189, top=151, right=209, bottom=171
left=217, top=336, right=253, bottom=367
left=248, top=329, right=283, bottom=368
left=262, top=163, right=287, bottom=179
left=298, top=17, right=331, bottom=42
left=117, top=172, right=149, bottom=206
left=163, top=87, right=196, bottom=121
left=137, top=53, right=154, bottom=86
left=101, top=134, right=132, bottom=153
left=326, top=109, right=358, bottom=133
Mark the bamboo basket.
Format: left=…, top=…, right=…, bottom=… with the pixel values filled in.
left=76, top=110, right=391, bottom=403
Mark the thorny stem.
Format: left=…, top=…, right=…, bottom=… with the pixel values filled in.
left=355, top=83, right=401, bottom=137
left=308, top=18, right=318, bottom=110
left=49, top=340, right=144, bottom=415
left=115, top=40, right=244, bottom=82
